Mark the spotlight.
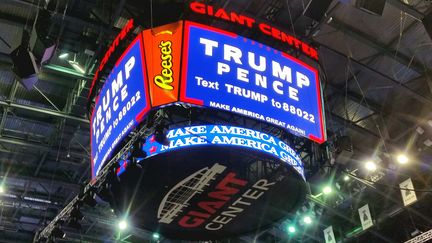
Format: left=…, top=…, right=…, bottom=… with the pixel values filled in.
left=82, top=193, right=97, bottom=207
left=0, top=184, right=4, bottom=194
left=154, top=125, right=170, bottom=146
left=152, top=232, right=160, bottom=239
left=303, top=216, right=312, bottom=225
left=118, top=219, right=128, bottom=231
left=129, top=139, right=147, bottom=160
left=323, top=186, right=332, bottom=195
left=70, top=207, right=84, bottom=221
left=288, top=225, right=296, bottom=233
left=343, top=175, right=350, bottom=181
left=365, top=160, right=377, bottom=171
left=397, top=154, right=409, bottom=164
left=59, top=53, right=69, bottom=59
left=51, top=227, right=65, bottom=239
left=67, top=218, right=82, bottom=230
left=68, top=60, right=85, bottom=74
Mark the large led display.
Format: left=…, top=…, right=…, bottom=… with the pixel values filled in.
left=90, top=20, right=325, bottom=178
left=140, top=125, right=305, bottom=180
left=91, top=36, right=150, bottom=178
left=181, top=21, right=325, bottom=143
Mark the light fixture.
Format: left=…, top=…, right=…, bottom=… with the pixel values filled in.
left=396, top=154, right=409, bottom=164
left=82, top=193, right=97, bottom=207
left=154, top=125, right=170, bottom=146
left=128, top=139, right=147, bottom=162
left=118, top=219, right=128, bottom=231
left=343, top=175, right=350, bottom=181
left=323, top=186, right=332, bottom=195
left=288, top=225, right=296, bottom=233
left=303, top=216, right=312, bottom=225
left=152, top=232, right=160, bottom=239
left=67, top=218, right=82, bottom=230
left=51, top=227, right=66, bottom=239
left=68, top=53, right=86, bottom=74
left=365, top=160, right=377, bottom=171
left=70, top=207, right=84, bottom=221
left=68, top=60, right=86, bottom=74
left=59, top=53, right=69, bottom=59
left=0, top=184, right=4, bottom=194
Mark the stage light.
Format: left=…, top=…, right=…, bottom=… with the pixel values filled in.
left=67, top=218, right=82, bottom=230
left=397, top=154, right=409, bottom=164
left=70, top=207, right=84, bottom=221
left=118, top=219, right=128, bottom=231
left=288, top=225, right=296, bottom=233
left=51, top=227, right=65, bottom=238
left=152, top=232, right=160, bottom=239
left=343, top=175, right=350, bottom=181
left=303, top=216, right=312, bottom=225
left=59, top=53, right=69, bottom=59
left=365, top=160, right=377, bottom=171
left=154, top=125, right=170, bottom=146
left=323, top=186, right=332, bottom=195
left=129, top=139, right=147, bottom=160
left=0, top=184, right=4, bottom=194
left=68, top=60, right=85, bottom=74
left=82, top=193, right=97, bottom=207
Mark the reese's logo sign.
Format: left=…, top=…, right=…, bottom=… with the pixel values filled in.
left=143, top=21, right=182, bottom=107
left=154, top=40, right=174, bottom=90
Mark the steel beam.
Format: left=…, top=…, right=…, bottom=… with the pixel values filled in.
left=327, top=17, right=426, bottom=76
left=319, top=44, right=432, bottom=107
left=0, top=100, right=89, bottom=124
left=386, top=0, right=424, bottom=20
left=0, top=173, right=80, bottom=192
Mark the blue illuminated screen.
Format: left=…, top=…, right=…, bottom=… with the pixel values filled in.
left=138, top=125, right=305, bottom=180
left=91, top=37, right=150, bottom=178
left=181, top=22, right=325, bottom=143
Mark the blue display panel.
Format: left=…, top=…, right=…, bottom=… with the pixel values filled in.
left=139, top=125, right=305, bottom=180
left=181, top=22, right=325, bottom=143
left=91, top=36, right=150, bottom=178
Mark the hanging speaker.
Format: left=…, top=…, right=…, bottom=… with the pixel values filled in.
left=423, top=11, right=432, bottom=40
left=10, top=45, right=39, bottom=90
left=356, top=0, right=386, bottom=16
left=30, top=9, right=56, bottom=64
left=303, top=0, right=333, bottom=22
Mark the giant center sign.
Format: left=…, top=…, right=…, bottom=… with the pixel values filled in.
left=111, top=125, right=306, bottom=240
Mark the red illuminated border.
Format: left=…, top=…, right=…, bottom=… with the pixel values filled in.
left=280, top=52, right=325, bottom=144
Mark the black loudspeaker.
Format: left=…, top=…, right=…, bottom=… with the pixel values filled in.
left=30, top=27, right=56, bottom=64
left=303, top=0, right=333, bottom=22
left=30, top=9, right=56, bottom=64
left=356, top=0, right=386, bottom=16
left=10, top=45, right=39, bottom=90
left=423, top=12, right=432, bottom=40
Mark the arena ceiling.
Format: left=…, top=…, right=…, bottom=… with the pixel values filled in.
left=0, top=0, right=431, bottom=242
